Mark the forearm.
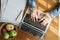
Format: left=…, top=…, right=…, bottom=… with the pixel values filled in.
left=27, top=0, right=36, bottom=8
left=49, top=3, right=60, bottom=18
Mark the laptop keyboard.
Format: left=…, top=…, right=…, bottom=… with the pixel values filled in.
left=19, top=14, right=48, bottom=39
left=23, top=14, right=48, bottom=31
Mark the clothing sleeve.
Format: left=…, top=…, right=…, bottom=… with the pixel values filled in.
left=49, top=3, right=60, bottom=18
left=27, top=0, right=36, bottom=8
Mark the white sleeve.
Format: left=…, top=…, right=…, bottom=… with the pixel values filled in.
left=59, top=0, right=60, bottom=3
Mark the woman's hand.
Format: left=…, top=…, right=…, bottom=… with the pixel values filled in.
left=30, top=8, right=51, bottom=26
left=30, top=8, right=38, bottom=22
left=38, top=13, right=52, bottom=26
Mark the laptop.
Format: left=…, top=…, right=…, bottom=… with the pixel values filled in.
left=19, top=13, right=49, bottom=39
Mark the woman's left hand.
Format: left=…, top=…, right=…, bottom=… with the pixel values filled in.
left=38, top=12, right=52, bottom=26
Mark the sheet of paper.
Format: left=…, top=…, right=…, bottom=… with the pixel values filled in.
left=1, top=0, right=26, bottom=25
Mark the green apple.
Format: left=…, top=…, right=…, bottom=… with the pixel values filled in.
left=9, top=30, right=17, bottom=37
left=3, top=32, right=9, bottom=39
left=6, top=24, right=14, bottom=31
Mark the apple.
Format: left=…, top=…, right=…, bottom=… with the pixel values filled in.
left=9, top=30, right=17, bottom=37
left=6, top=24, right=14, bottom=31
left=1, top=28, right=7, bottom=33
left=3, top=32, right=9, bottom=39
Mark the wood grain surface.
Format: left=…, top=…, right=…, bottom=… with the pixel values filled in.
left=44, top=16, right=59, bottom=40
left=36, top=0, right=58, bottom=12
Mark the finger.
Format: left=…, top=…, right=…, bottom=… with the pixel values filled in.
left=39, top=19, right=45, bottom=23
left=38, top=14, right=46, bottom=22
left=41, top=19, right=47, bottom=26
left=30, top=16, right=33, bottom=21
left=29, top=15, right=31, bottom=20
left=40, top=13, right=47, bottom=21
left=31, top=16, right=35, bottom=22
left=33, top=17, right=35, bottom=22
left=32, top=17, right=34, bottom=21
left=39, top=16, right=45, bottom=22
left=36, top=14, right=38, bottom=21
left=36, top=16, right=38, bottom=22
left=30, top=14, right=36, bottom=22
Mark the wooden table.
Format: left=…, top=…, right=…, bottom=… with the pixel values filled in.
left=0, top=22, right=39, bottom=40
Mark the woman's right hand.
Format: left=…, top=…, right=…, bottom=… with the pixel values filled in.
left=30, top=8, right=38, bottom=22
